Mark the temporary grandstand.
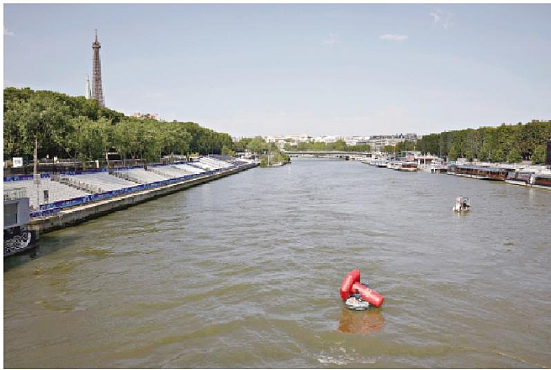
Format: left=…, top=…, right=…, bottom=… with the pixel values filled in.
left=4, top=156, right=252, bottom=213
left=4, top=178, right=90, bottom=210
left=113, top=168, right=168, bottom=184
left=58, top=172, right=137, bottom=193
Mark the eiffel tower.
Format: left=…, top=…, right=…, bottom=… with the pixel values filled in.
left=92, top=30, right=105, bottom=107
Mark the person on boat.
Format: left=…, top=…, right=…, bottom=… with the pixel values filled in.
left=455, top=197, right=462, bottom=211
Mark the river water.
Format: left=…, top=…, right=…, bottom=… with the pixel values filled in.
left=4, top=158, right=551, bottom=368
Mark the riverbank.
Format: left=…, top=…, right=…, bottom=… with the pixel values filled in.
left=26, top=162, right=256, bottom=237
left=363, top=156, right=551, bottom=190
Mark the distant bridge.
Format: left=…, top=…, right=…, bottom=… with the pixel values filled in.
left=283, top=151, right=372, bottom=160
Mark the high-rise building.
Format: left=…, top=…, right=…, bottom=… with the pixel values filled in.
left=85, top=75, right=91, bottom=99
left=91, top=30, right=105, bottom=107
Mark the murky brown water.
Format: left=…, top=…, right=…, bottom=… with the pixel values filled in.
left=4, top=158, right=551, bottom=368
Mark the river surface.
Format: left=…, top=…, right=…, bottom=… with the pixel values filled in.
left=4, top=158, right=551, bottom=368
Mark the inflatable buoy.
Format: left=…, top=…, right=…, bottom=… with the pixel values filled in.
left=340, top=269, right=384, bottom=308
left=340, top=269, right=360, bottom=300
left=351, top=282, right=384, bottom=308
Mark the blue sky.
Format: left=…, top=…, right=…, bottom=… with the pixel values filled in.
left=4, top=4, right=551, bottom=137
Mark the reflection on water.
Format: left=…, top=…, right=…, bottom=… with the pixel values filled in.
left=338, top=308, right=385, bottom=335
left=4, top=158, right=551, bottom=368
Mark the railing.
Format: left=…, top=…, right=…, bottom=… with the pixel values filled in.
left=3, top=169, right=108, bottom=182
left=4, top=173, right=51, bottom=182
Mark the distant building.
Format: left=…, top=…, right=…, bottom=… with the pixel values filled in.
left=284, top=134, right=312, bottom=144
left=85, top=75, right=91, bottom=99
left=313, top=135, right=342, bottom=144
left=343, top=136, right=370, bottom=146
left=265, top=136, right=287, bottom=149
left=367, top=133, right=418, bottom=151
left=269, top=133, right=418, bottom=151
left=132, top=112, right=159, bottom=120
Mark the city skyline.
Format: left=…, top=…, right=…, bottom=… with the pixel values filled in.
left=4, top=3, right=551, bottom=137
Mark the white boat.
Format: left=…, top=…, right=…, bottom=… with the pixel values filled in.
left=452, top=196, right=471, bottom=212
left=397, top=162, right=418, bottom=172
left=375, top=160, right=388, bottom=168
left=429, top=163, right=448, bottom=174
left=386, top=161, right=398, bottom=170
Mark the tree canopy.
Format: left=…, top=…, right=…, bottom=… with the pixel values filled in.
left=3, top=87, right=235, bottom=163
left=283, top=139, right=370, bottom=152
left=416, top=121, right=551, bottom=164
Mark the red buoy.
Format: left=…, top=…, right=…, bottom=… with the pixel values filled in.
left=340, top=269, right=360, bottom=300
left=351, top=282, right=384, bottom=308
left=340, top=269, right=385, bottom=307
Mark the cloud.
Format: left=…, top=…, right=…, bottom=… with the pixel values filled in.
left=4, top=27, right=15, bottom=36
left=429, top=11, right=440, bottom=24
left=380, top=34, right=408, bottom=43
left=323, top=33, right=341, bottom=46
left=430, top=8, right=454, bottom=29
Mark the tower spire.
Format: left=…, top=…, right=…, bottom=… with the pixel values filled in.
left=91, top=30, right=105, bottom=107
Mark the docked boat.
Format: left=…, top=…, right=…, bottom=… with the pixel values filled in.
left=397, top=162, right=418, bottom=172
left=430, top=163, right=447, bottom=174
left=505, top=171, right=534, bottom=186
left=386, top=161, right=400, bottom=170
left=4, top=188, right=37, bottom=257
left=375, top=160, right=388, bottom=168
left=449, top=164, right=509, bottom=181
left=532, top=173, right=551, bottom=189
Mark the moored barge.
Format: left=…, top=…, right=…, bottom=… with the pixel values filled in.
left=532, top=173, right=551, bottom=189
left=448, top=164, right=509, bottom=181
left=505, top=171, right=534, bottom=186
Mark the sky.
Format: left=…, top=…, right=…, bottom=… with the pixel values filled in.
left=3, top=3, right=551, bottom=137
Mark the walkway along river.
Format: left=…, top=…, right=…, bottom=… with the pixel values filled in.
left=4, top=158, right=551, bottom=368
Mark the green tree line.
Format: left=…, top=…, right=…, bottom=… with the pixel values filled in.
left=415, top=121, right=551, bottom=164
left=3, top=87, right=234, bottom=164
left=283, top=139, right=370, bottom=152
left=381, top=140, right=416, bottom=155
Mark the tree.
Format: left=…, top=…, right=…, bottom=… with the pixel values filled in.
left=382, top=145, right=395, bottom=154
left=506, top=147, right=522, bottom=163
left=247, top=136, right=267, bottom=154
left=417, top=133, right=440, bottom=155
left=221, top=145, right=235, bottom=156
left=396, top=140, right=415, bottom=153
left=233, top=138, right=252, bottom=152
left=3, top=87, right=239, bottom=165
left=15, top=93, right=70, bottom=176
left=75, top=118, right=108, bottom=165
left=448, top=146, right=460, bottom=161
left=531, top=145, right=547, bottom=164
left=157, top=122, right=192, bottom=158
left=333, top=139, right=347, bottom=151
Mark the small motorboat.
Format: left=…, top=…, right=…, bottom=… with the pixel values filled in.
left=453, top=196, right=471, bottom=212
